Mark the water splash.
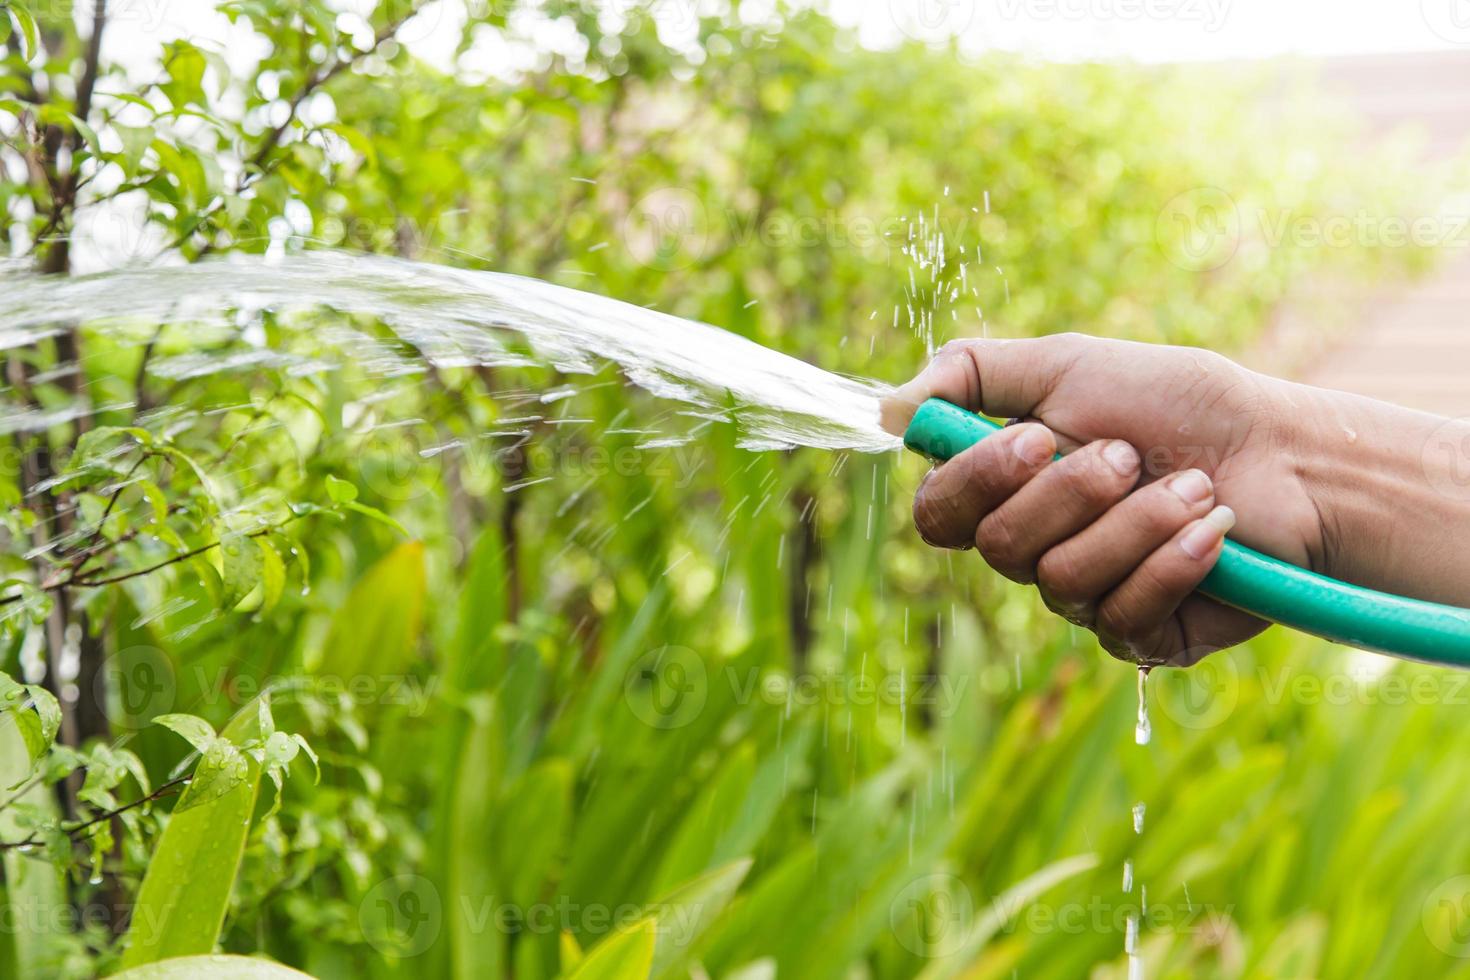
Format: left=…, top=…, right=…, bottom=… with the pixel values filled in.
left=0, top=251, right=900, bottom=454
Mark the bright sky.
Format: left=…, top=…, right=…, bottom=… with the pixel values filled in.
left=106, top=0, right=1470, bottom=73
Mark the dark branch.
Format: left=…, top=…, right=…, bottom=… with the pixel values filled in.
left=0, top=776, right=189, bottom=853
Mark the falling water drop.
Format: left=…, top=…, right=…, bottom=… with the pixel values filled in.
left=1134, top=667, right=1152, bottom=746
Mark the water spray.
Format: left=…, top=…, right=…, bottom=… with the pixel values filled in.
left=903, top=397, right=1470, bottom=668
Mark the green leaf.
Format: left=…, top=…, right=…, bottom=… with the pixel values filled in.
left=0, top=580, right=52, bottom=627
left=152, top=713, right=216, bottom=754
left=323, top=474, right=358, bottom=503
left=255, top=730, right=299, bottom=819
left=648, top=859, right=753, bottom=980
left=0, top=711, right=65, bottom=980
left=0, top=675, right=61, bottom=762
left=449, top=698, right=505, bottom=980
left=160, top=41, right=208, bottom=110
left=316, top=541, right=426, bottom=679
left=341, top=500, right=408, bottom=536
left=7, top=4, right=38, bottom=64
left=493, top=759, right=572, bottom=913
left=109, top=954, right=315, bottom=979
left=914, top=854, right=1100, bottom=980
left=256, top=538, right=286, bottom=614
left=68, top=113, right=102, bottom=158
left=560, top=932, right=584, bottom=972
left=561, top=918, right=657, bottom=980
left=218, top=532, right=262, bottom=610
left=176, top=739, right=250, bottom=812
left=648, top=744, right=755, bottom=895
left=115, top=123, right=156, bottom=173
left=121, top=698, right=270, bottom=969
left=290, top=734, right=318, bottom=783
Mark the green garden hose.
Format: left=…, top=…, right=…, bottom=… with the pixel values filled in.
left=903, top=397, right=1470, bottom=668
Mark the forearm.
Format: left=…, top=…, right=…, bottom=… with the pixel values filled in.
left=1280, top=379, right=1470, bottom=606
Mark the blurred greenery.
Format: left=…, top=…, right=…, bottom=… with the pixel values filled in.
left=1, top=1, right=1468, bottom=978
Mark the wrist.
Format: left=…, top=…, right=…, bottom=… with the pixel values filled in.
left=1277, top=379, right=1470, bottom=606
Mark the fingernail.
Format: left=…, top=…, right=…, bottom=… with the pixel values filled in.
left=1012, top=425, right=1054, bottom=465
left=879, top=378, right=931, bottom=435
left=1180, top=505, right=1236, bottom=559
left=1103, top=440, right=1139, bottom=476
left=1169, top=469, right=1213, bottom=505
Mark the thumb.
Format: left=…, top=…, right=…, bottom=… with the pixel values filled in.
left=880, top=334, right=1088, bottom=436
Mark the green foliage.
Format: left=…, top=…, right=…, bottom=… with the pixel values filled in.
left=122, top=698, right=307, bottom=968
left=0, top=2, right=1466, bottom=980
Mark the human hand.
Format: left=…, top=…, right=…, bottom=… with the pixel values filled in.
left=880, top=334, right=1326, bottom=666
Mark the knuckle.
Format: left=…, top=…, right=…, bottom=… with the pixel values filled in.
left=1060, top=454, right=1126, bottom=509
left=1044, top=331, right=1092, bottom=352
left=1037, top=548, right=1088, bottom=605
left=1097, top=601, right=1142, bottom=644
left=1126, top=501, right=1189, bottom=545
left=975, top=511, right=1031, bottom=581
